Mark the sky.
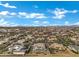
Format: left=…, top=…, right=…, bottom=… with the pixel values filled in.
left=0, top=1, right=79, bottom=26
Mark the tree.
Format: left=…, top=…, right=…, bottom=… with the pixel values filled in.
left=57, top=35, right=72, bottom=47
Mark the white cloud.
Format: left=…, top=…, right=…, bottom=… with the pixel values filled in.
left=0, top=11, right=17, bottom=18
left=18, top=12, right=27, bottom=16
left=30, top=13, right=47, bottom=19
left=18, top=12, right=47, bottom=19
left=33, top=21, right=39, bottom=24
left=33, top=20, right=49, bottom=26
left=49, top=24, right=61, bottom=26
left=73, top=22, right=79, bottom=25
left=70, top=10, right=78, bottom=13
left=52, top=8, right=78, bottom=19
left=10, top=12, right=17, bottom=16
left=0, top=11, right=47, bottom=19
left=0, top=2, right=16, bottom=8
left=0, top=19, right=8, bottom=25
left=0, top=11, right=9, bottom=16
left=33, top=21, right=49, bottom=24
left=0, top=11, right=17, bottom=19
left=53, top=14, right=65, bottom=19
left=52, top=8, right=67, bottom=19
left=64, top=21, right=79, bottom=26
left=43, top=21, right=49, bottom=24
left=64, top=21, right=69, bottom=25
left=0, top=18, right=18, bottom=26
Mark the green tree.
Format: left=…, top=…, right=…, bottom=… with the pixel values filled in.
left=57, top=36, right=72, bottom=47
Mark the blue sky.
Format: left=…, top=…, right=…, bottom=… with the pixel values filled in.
left=0, top=1, right=79, bottom=26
